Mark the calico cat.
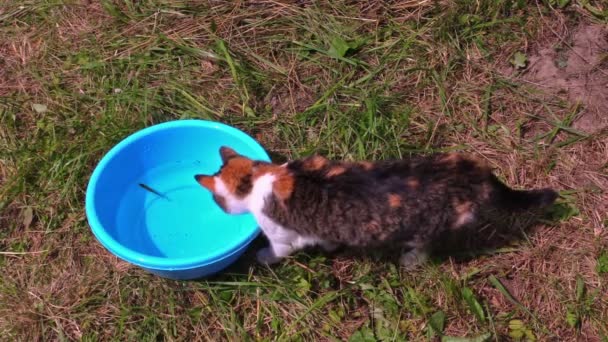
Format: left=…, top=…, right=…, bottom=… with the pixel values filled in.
left=194, top=146, right=557, bottom=268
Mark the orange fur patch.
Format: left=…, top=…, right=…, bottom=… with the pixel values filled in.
left=439, top=153, right=462, bottom=164
left=197, top=176, right=216, bottom=192
left=216, top=156, right=295, bottom=202
left=407, top=177, right=420, bottom=189
left=326, top=166, right=346, bottom=177
left=440, top=153, right=491, bottom=172
left=364, top=220, right=390, bottom=240
left=253, top=163, right=294, bottom=202
left=273, top=175, right=294, bottom=201
left=359, top=161, right=373, bottom=170
left=388, top=193, right=401, bottom=208
left=364, top=220, right=382, bottom=233
left=219, top=157, right=254, bottom=193
left=302, top=155, right=328, bottom=171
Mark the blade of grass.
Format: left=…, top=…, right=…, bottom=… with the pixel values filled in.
left=278, top=291, right=339, bottom=340
left=161, top=34, right=223, bottom=61
left=482, top=82, right=493, bottom=133
left=431, top=69, right=451, bottom=117
left=428, top=310, right=446, bottom=337
left=488, top=275, right=554, bottom=337
left=291, top=40, right=364, bottom=67
left=525, top=112, right=588, bottom=138
left=462, top=287, right=486, bottom=323
left=300, top=71, right=355, bottom=116
left=169, top=85, right=222, bottom=118
left=441, top=332, right=492, bottom=342
left=216, top=39, right=254, bottom=117
left=247, top=51, right=287, bottom=75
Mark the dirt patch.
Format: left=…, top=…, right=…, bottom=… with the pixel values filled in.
left=0, top=34, right=44, bottom=96
left=521, top=23, right=608, bottom=133
left=267, top=84, right=314, bottom=115
left=54, top=3, right=110, bottom=43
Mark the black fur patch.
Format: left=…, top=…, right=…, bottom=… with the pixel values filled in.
left=235, top=173, right=253, bottom=197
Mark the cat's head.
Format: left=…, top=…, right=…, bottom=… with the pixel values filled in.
left=194, top=146, right=270, bottom=214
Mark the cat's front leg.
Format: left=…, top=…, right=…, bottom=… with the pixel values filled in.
left=399, top=240, right=430, bottom=270
left=399, top=247, right=429, bottom=270
left=256, top=228, right=319, bottom=265
left=256, top=221, right=302, bottom=265
left=256, top=242, right=295, bottom=265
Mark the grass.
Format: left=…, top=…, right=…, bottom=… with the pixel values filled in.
left=1, top=0, right=607, bottom=340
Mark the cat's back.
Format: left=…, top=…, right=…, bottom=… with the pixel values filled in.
left=285, top=155, right=413, bottom=198
left=260, top=153, right=494, bottom=245
left=287, top=152, right=492, bottom=194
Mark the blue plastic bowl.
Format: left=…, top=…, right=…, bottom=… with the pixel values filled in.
left=85, top=120, right=269, bottom=280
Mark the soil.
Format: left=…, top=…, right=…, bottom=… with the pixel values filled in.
left=522, top=23, right=608, bottom=133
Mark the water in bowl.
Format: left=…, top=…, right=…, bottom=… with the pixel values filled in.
left=115, top=160, right=255, bottom=260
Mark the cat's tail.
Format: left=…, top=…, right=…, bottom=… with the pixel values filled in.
left=491, top=176, right=558, bottom=212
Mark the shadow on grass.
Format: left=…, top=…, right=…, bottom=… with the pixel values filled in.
left=206, top=234, right=271, bottom=279
left=266, top=150, right=289, bottom=164
left=192, top=202, right=567, bottom=281
left=430, top=203, right=566, bottom=264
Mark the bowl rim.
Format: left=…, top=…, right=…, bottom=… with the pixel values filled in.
left=85, top=119, right=269, bottom=271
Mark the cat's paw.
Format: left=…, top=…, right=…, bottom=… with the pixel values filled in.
left=399, top=248, right=428, bottom=270
left=256, top=248, right=282, bottom=265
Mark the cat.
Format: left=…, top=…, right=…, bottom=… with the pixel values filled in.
left=194, top=146, right=558, bottom=268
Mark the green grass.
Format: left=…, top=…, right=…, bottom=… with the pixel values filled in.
left=1, top=1, right=608, bottom=340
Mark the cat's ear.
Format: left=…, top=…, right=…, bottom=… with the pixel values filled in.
left=194, top=174, right=215, bottom=191
left=219, top=146, right=238, bottom=163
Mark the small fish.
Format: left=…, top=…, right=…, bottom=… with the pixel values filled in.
left=139, top=183, right=170, bottom=201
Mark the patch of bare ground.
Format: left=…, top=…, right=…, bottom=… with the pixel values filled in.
left=54, top=2, right=110, bottom=43
left=256, top=5, right=608, bottom=337
left=439, top=118, right=607, bottom=338
left=400, top=12, right=607, bottom=338
left=0, top=31, right=44, bottom=97
left=509, top=21, right=608, bottom=133
left=0, top=3, right=109, bottom=97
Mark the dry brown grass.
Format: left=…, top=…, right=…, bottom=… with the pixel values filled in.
left=1, top=1, right=607, bottom=340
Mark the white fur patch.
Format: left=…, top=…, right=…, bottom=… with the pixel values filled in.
left=249, top=173, right=321, bottom=263
left=248, top=173, right=275, bottom=213
left=214, top=176, right=249, bottom=214
left=214, top=176, right=229, bottom=196
left=454, top=211, right=475, bottom=228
